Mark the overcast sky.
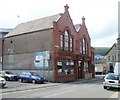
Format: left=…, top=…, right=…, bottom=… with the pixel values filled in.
left=0, top=0, right=119, bottom=47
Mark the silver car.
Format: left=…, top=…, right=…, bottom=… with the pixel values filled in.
left=103, top=73, right=120, bottom=89
left=0, top=77, right=6, bottom=88
left=0, top=71, right=18, bottom=81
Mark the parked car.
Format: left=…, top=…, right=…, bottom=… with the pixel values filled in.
left=18, top=72, right=45, bottom=84
left=0, top=77, right=6, bottom=88
left=103, top=73, right=120, bottom=89
left=0, top=71, right=18, bottom=81
left=0, top=71, right=6, bottom=78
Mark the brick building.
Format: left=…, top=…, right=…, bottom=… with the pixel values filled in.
left=3, top=5, right=94, bottom=82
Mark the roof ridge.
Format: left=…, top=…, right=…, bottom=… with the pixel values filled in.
left=21, top=13, right=61, bottom=24
left=5, top=13, right=61, bottom=38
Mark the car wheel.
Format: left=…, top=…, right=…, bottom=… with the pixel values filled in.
left=106, top=86, right=110, bottom=90
left=32, top=80, right=36, bottom=84
left=6, top=77, right=10, bottom=81
left=19, top=79, right=23, bottom=82
left=103, top=86, right=107, bottom=89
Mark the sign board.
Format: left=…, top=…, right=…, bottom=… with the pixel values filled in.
left=34, top=51, right=50, bottom=69
left=43, top=51, right=50, bottom=59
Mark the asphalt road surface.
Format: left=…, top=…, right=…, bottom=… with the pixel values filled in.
left=1, top=80, right=119, bottom=99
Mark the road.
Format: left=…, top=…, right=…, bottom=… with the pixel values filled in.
left=1, top=79, right=119, bottom=99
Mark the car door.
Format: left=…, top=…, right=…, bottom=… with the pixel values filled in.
left=20, top=72, right=26, bottom=81
left=25, top=72, right=32, bottom=82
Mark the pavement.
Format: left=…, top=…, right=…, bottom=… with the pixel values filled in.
left=1, top=75, right=103, bottom=93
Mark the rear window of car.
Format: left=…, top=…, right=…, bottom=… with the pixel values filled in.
left=106, top=74, right=119, bottom=80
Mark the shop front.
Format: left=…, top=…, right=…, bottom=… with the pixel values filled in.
left=53, top=52, right=93, bottom=82
left=54, top=51, right=77, bottom=82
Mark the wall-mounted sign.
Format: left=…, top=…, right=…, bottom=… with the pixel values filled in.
left=34, top=51, right=50, bottom=69
left=43, top=51, right=50, bottom=59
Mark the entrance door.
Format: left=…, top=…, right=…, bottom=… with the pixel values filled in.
left=110, top=66, right=114, bottom=73
left=109, top=63, right=114, bottom=73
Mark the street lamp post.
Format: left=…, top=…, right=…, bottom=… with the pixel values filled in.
left=114, top=34, right=120, bottom=75
left=114, top=3, right=120, bottom=75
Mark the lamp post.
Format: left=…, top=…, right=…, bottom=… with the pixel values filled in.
left=114, top=34, right=120, bottom=75
left=114, top=3, right=120, bottom=75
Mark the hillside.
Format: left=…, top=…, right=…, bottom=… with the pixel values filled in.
left=94, top=47, right=110, bottom=56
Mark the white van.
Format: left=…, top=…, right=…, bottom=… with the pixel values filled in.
left=114, top=62, right=120, bottom=75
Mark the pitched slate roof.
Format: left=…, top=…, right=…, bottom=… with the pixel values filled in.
left=5, top=13, right=61, bottom=38
left=94, top=47, right=111, bottom=56
left=105, top=43, right=117, bottom=55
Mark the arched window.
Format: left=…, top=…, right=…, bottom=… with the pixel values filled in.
left=80, top=41, right=83, bottom=54
left=60, top=34, right=64, bottom=50
left=60, top=30, right=73, bottom=51
left=70, top=37, right=73, bottom=51
left=83, top=38, right=85, bottom=54
left=65, top=31, right=69, bottom=50
left=86, top=43, right=88, bottom=55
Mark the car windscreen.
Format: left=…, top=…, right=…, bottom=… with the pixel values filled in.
left=5, top=71, right=13, bottom=74
left=106, top=74, right=119, bottom=80
left=30, top=72, right=39, bottom=76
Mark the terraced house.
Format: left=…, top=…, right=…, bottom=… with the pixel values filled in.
left=3, top=5, right=95, bottom=82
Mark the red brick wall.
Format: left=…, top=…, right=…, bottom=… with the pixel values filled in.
left=53, top=12, right=77, bottom=53
left=52, top=5, right=94, bottom=81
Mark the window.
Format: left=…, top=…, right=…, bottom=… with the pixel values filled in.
left=10, top=41, right=13, bottom=44
left=86, top=43, right=88, bottom=55
left=83, top=39, right=85, bottom=54
left=118, top=54, right=120, bottom=61
left=70, top=37, right=73, bottom=51
left=57, top=61, right=63, bottom=74
left=65, top=31, right=69, bottom=50
left=108, top=56, right=110, bottom=61
left=60, top=30, right=74, bottom=51
left=57, top=60, right=75, bottom=75
left=80, top=41, right=83, bottom=54
left=115, top=55, right=116, bottom=61
left=112, top=56, right=114, bottom=61
left=84, top=62, right=89, bottom=72
left=60, top=35, right=64, bottom=50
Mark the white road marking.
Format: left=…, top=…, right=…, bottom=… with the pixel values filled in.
left=109, top=92, right=118, bottom=98
left=43, top=90, right=74, bottom=98
left=1, top=89, right=33, bottom=95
